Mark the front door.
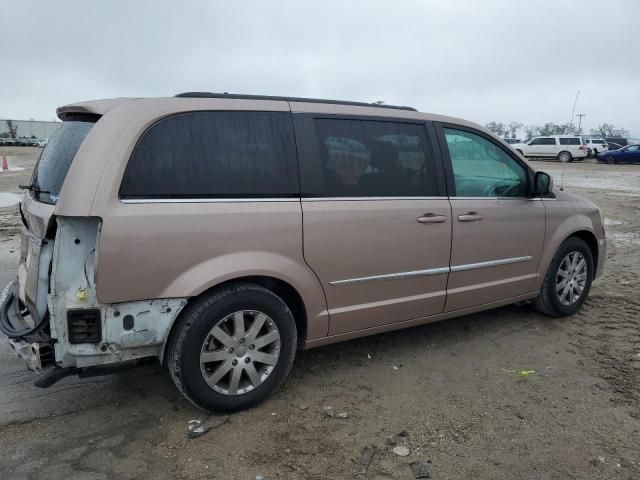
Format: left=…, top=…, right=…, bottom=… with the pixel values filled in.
left=437, top=125, right=546, bottom=311
left=296, top=115, right=451, bottom=335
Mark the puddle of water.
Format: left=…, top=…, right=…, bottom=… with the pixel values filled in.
left=551, top=170, right=640, bottom=194
left=604, top=218, right=624, bottom=227
left=0, top=192, right=20, bottom=208
left=607, top=231, right=640, bottom=246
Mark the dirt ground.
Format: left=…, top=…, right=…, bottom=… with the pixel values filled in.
left=0, top=147, right=638, bottom=480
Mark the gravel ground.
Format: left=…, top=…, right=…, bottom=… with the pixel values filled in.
left=0, top=148, right=638, bottom=480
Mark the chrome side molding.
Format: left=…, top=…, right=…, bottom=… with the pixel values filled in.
left=330, top=266, right=450, bottom=286
left=449, top=256, right=533, bottom=272
left=330, top=256, right=533, bottom=286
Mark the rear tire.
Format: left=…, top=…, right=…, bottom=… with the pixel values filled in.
left=557, top=151, right=572, bottom=163
left=533, top=237, right=594, bottom=317
left=167, top=284, right=297, bottom=412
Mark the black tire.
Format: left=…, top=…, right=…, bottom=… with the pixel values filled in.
left=557, top=151, right=572, bottom=163
left=167, top=283, right=297, bottom=412
left=605, top=155, right=615, bottom=165
left=533, top=237, right=594, bottom=317
left=516, top=149, right=524, bottom=156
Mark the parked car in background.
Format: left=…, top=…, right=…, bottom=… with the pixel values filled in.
left=36, top=138, right=48, bottom=147
left=584, top=138, right=608, bottom=156
left=0, top=93, right=606, bottom=412
left=513, top=135, right=587, bottom=162
left=605, top=142, right=624, bottom=151
left=597, top=144, right=640, bottom=164
left=504, top=138, right=522, bottom=145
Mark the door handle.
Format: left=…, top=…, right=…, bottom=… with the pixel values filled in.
left=458, top=212, right=484, bottom=222
left=417, top=213, right=447, bottom=224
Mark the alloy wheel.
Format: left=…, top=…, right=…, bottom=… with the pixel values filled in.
left=200, top=310, right=281, bottom=395
left=556, top=251, right=587, bottom=306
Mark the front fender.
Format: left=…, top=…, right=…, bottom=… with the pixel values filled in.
left=535, top=203, right=602, bottom=291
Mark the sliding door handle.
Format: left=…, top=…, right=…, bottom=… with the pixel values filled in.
left=458, top=212, right=484, bottom=222
left=417, top=214, right=447, bottom=224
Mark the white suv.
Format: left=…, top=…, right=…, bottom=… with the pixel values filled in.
left=513, top=135, right=587, bottom=162
left=584, top=138, right=608, bottom=157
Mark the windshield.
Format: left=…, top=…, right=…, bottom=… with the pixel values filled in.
left=30, top=118, right=96, bottom=204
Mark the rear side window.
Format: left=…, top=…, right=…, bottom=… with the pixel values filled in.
left=312, top=118, right=438, bottom=197
left=559, top=138, right=581, bottom=145
left=30, top=118, right=95, bottom=204
left=530, top=137, right=556, bottom=145
left=120, top=111, right=298, bottom=199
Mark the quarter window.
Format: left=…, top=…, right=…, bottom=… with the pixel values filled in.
left=313, top=119, right=438, bottom=197
left=444, top=128, right=528, bottom=198
left=120, top=111, right=299, bottom=199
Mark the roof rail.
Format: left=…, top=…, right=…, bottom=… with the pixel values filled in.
left=174, top=92, right=417, bottom=112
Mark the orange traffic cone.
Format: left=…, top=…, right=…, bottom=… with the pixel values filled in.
left=1, top=156, right=8, bottom=171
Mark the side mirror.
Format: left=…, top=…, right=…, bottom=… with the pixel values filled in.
left=533, top=171, right=553, bottom=196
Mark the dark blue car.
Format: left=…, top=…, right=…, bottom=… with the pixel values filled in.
left=597, top=144, right=640, bottom=164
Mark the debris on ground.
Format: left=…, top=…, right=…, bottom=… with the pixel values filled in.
left=398, top=430, right=409, bottom=437
left=293, top=403, right=308, bottom=411
left=392, top=445, right=410, bottom=457
left=409, top=461, right=432, bottom=478
left=187, top=415, right=229, bottom=439
left=324, top=408, right=349, bottom=419
left=518, top=369, right=536, bottom=377
left=358, top=445, right=376, bottom=475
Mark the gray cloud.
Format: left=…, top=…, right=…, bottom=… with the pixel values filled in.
left=1, top=0, right=638, bottom=135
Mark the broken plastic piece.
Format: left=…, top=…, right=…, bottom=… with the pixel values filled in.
left=518, top=369, right=536, bottom=377
left=410, top=461, right=431, bottom=478
left=358, top=446, right=376, bottom=474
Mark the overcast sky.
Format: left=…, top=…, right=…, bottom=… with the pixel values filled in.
left=2, top=0, right=638, bottom=136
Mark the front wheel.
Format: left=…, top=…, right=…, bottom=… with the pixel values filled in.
left=557, top=151, right=572, bottom=163
left=167, top=284, right=297, bottom=412
left=533, top=237, right=594, bottom=317
left=605, top=155, right=615, bottom=165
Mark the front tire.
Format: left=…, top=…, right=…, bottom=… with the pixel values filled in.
left=605, top=155, right=615, bottom=165
left=533, top=237, right=594, bottom=317
left=167, top=284, right=297, bottom=412
left=557, top=151, right=572, bottom=163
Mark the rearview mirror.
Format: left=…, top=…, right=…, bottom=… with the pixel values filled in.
left=533, top=171, right=553, bottom=196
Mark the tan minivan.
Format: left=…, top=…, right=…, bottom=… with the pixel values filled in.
left=1, top=93, right=606, bottom=412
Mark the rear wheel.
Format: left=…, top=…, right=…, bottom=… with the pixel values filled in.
left=533, top=237, right=594, bottom=317
left=167, top=284, right=297, bottom=412
left=557, top=151, right=572, bottom=163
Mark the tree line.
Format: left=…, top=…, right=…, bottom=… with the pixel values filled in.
left=484, top=121, right=629, bottom=140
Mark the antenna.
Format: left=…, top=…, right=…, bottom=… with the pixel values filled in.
left=559, top=164, right=566, bottom=191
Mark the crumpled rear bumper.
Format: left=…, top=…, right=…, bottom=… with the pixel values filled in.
left=0, top=281, right=45, bottom=372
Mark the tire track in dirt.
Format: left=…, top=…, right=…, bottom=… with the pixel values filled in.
left=568, top=276, right=640, bottom=417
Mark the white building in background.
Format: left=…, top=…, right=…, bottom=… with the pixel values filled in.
left=0, top=119, right=61, bottom=139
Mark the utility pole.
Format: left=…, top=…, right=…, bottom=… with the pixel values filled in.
left=575, top=113, right=586, bottom=134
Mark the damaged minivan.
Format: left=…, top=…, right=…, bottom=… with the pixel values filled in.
left=1, top=93, right=606, bottom=412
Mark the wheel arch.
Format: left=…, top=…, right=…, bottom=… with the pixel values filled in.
left=535, top=220, right=600, bottom=292
left=161, top=275, right=310, bottom=364
left=568, top=230, right=599, bottom=275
